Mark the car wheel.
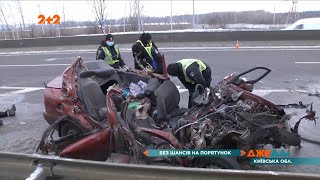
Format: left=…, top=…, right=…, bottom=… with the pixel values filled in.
left=60, top=122, right=83, bottom=137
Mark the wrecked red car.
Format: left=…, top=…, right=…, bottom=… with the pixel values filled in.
left=38, top=65, right=311, bottom=169
left=42, top=56, right=169, bottom=137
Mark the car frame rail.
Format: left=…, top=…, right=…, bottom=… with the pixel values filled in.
left=0, top=151, right=319, bottom=180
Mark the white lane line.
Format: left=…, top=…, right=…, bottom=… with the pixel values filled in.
left=2, top=48, right=317, bottom=56
left=0, top=46, right=319, bottom=56
left=45, top=57, right=75, bottom=61
left=295, top=62, right=320, bottom=64
left=0, top=49, right=316, bottom=56
left=0, top=86, right=309, bottom=97
left=166, top=46, right=320, bottom=49
left=160, top=49, right=320, bottom=52
left=0, top=86, right=45, bottom=90
left=0, top=87, right=44, bottom=97
left=178, top=89, right=311, bottom=97
left=0, top=49, right=94, bottom=55
left=0, top=64, right=69, bottom=67
left=175, top=85, right=188, bottom=93
left=176, top=87, right=309, bottom=96
left=253, top=89, right=310, bottom=96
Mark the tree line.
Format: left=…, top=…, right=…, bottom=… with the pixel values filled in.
left=1, top=0, right=320, bottom=39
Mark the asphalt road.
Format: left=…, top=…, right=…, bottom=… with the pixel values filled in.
left=0, top=46, right=320, bottom=174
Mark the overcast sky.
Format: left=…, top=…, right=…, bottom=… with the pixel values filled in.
left=1, top=0, right=320, bottom=25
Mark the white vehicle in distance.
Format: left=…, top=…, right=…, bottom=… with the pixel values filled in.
left=284, top=17, right=320, bottom=30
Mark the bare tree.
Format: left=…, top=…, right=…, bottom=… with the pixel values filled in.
left=16, top=0, right=25, bottom=29
left=0, top=1, right=20, bottom=39
left=15, top=0, right=27, bottom=38
left=8, top=2, right=19, bottom=39
left=89, top=0, right=108, bottom=34
left=0, top=2, right=11, bottom=39
left=128, top=0, right=144, bottom=32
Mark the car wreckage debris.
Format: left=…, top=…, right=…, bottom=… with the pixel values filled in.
left=276, top=101, right=311, bottom=109
left=288, top=89, right=320, bottom=98
left=289, top=103, right=320, bottom=145
left=291, top=103, right=318, bottom=133
left=37, top=65, right=319, bottom=170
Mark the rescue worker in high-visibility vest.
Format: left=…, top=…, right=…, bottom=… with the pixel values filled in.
left=131, top=33, right=163, bottom=73
left=96, top=34, right=127, bottom=70
left=136, top=32, right=158, bottom=50
left=167, top=59, right=212, bottom=108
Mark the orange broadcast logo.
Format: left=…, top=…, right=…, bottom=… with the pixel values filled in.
left=241, top=149, right=291, bottom=158
left=38, top=14, right=60, bottom=25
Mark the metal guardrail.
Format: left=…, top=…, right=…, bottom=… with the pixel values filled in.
left=0, top=151, right=320, bottom=180
left=1, top=30, right=320, bottom=49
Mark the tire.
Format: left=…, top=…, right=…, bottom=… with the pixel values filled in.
left=60, top=122, right=83, bottom=137
left=194, top=157, right=241, bottom=169
left=271, top=129, right=301, bottom=146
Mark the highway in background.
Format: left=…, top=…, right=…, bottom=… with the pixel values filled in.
left=0, top=47, right=319, bottom=174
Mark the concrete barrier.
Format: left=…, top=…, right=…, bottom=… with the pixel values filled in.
left=1, top=30, right=320, bottom=49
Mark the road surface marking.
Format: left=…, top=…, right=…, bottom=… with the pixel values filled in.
left=175, top=87, right=309, bottom=96
left=0, top=86, right=45, bottom=90
left=252, top=89, right=306, bottom=96
left=176, top=86, right=188, bottom=93
left=45, top=57, right=75, bottom=61
left=0, top=86, right=309, bottom=97
left=0, top=46, right=319, bottom=56
left=295, top=62, right=320, bottom=64
left=0, top=64, right=69, bottom=67
left=178, top=89, right=309, bottom=97
left=0, top=87, right=45, bottom=97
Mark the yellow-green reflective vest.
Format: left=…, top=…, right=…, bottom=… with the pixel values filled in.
left=101, top=45, right=120, bottom=65
left=177, top=59, right=207, bottom=84
left=136, top=40, right=153, bottom=59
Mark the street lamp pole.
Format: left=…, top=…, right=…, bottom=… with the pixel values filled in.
left=170, top=0, right=173, bottom=31
left=273, top=2, right=276, bottom=24
left=192, top=0, right=195, bottom=31
left=138, top=0, right=140, bottom=33
left=124, top=3, right=126, bottom=32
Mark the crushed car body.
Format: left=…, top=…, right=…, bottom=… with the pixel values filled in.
left=38, top=58, right=316, bottom=169
left=42, top=56, right=169, bottom=137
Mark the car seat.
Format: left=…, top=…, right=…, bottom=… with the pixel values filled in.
left=153, top=80, right=180, bottom=122
left=77, top=75, right=107, bottom=122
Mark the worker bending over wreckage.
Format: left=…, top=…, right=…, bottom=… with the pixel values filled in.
left=132, top=33, right=164, bottom=74
left=167, top=59, right=212, bottom=108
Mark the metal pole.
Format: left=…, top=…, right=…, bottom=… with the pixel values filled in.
left=56, top=7, right=60, bottom=37
left=138, top=0, right=140, bottom=33
left=170, top=0, right=173, bottom=31
left=192, top=0, right=195, bottom=31
left=124, top=3, right=126, bottom=32
left=38, top=4, right=45, bottom=35
left=58, top=25, right=60, bottom=37
left=197, top=14, right=198, bottom=26
left=12, top=29, right=15, bottom=40
left=273, top=2, right=276, bottom=24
